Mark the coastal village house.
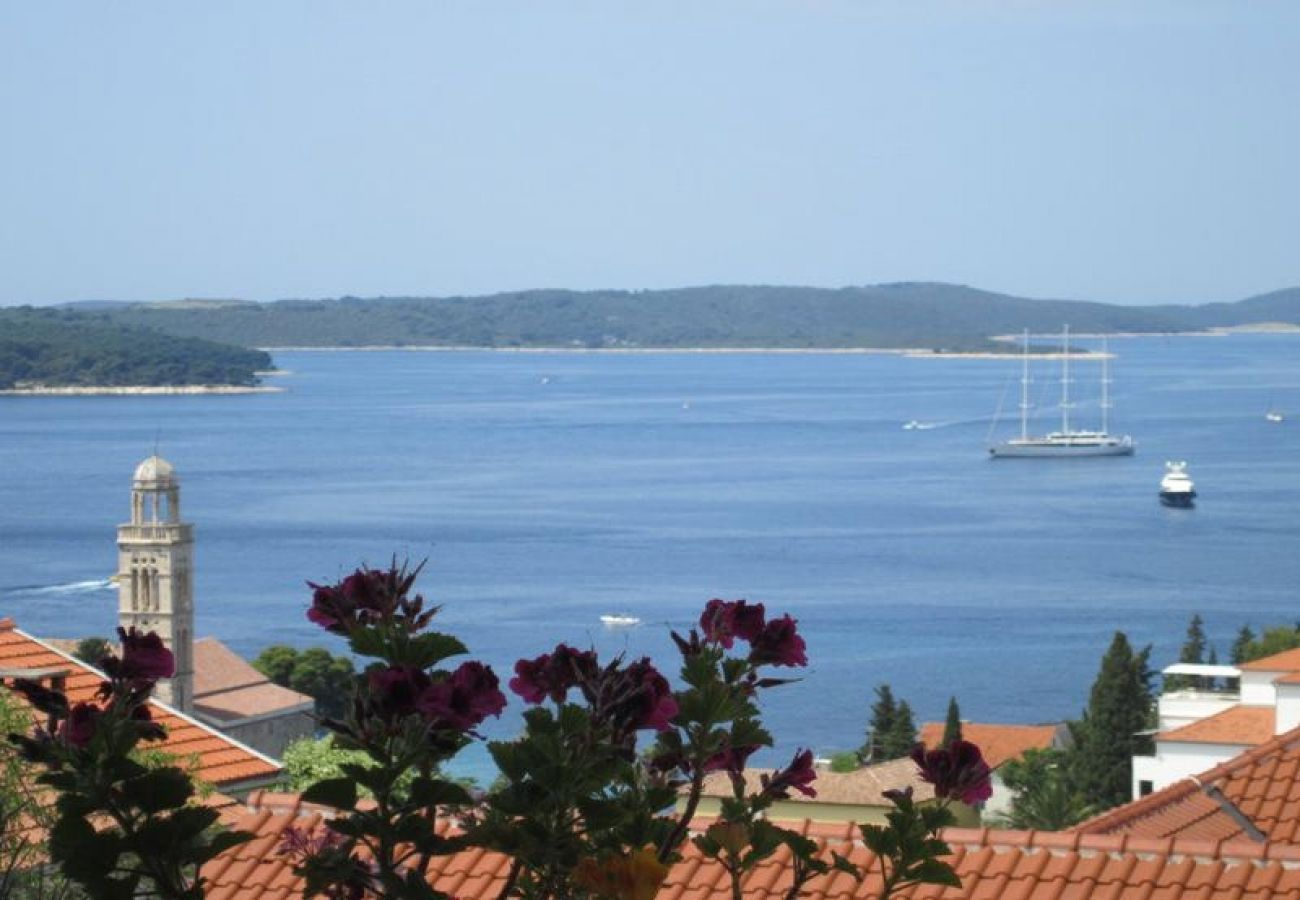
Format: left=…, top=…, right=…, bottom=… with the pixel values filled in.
left=688, top=723, right=1063, bottom=827
left=1132, top=648, right=1300, bottom=799
left=0, top=617, right=281, bottom=796
left=917, top=720, right=1070, bottom=821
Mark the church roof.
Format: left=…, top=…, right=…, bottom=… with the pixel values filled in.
left=192, top=638, right=315, bottom=724
left=0, top=618, right=280, bottom=789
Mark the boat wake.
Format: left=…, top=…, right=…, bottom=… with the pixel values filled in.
left=4, top=578, right=114, bottom=598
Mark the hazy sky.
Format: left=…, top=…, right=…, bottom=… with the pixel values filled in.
left=2, top=2, right=1297, bottom=306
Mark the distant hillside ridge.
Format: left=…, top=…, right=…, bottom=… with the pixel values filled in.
left=0, top=307, right=273, bottom=390
left=70, top=282, right=1300, bottom=350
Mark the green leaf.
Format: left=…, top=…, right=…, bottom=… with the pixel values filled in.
left=404, top=632, right=468, bottom=668
left=408, top=777, right=473, bottom=808
left=913, top=858, right=963, bottom=888
left=132, top=766, right=194, bottom=813
left=302, top=776, right=359, bottom=811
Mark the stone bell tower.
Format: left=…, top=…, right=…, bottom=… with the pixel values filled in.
left=117, top=456, right=194, bottom=711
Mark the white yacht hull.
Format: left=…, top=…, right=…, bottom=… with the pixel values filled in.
left=989, top=435, right=1135, bottom=458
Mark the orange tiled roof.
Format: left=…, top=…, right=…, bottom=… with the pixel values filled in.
left=1239, top=648, right=1300, bottom=673
left=203, top=796, right=1300, bottom=899
left=1078, top=724, right=1300, bottom=843
left=1158, top=705, right=1276, bottom=746
left=0, top=619, right=280, bottom=789
left=192, top=638, right=314, bottom=723
left=917, top=721, right=1062, bottom=768
left=699, top=756, right=935, bottom=807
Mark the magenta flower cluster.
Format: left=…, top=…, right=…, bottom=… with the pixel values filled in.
left=510, top=645, right=679, bottom=733
left=700, top=599, right=807, bottom=667
left=306, top=565, right=436, bottom=635
left=366, top=661, right=505, bottom=734
left=911, top=739, right=994, bottom=805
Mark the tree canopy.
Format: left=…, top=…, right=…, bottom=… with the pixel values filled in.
left=0, top=306, right=271, bottom=389
left=253, top=644, right=355, bottom=720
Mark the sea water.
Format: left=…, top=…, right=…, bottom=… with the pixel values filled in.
left=2, top=334, right=1298, bottom=778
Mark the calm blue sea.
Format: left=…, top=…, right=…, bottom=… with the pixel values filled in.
left=2, top=334, right=1298, bottom=778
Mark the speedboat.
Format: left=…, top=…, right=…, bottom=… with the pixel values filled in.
left=1159, top=462, right=1196, bottom=508
left=600, top=614, right=640, bottom=627
left=1267, top=410, right=1284, bottom=423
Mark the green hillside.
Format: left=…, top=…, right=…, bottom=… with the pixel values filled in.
left=0, top=307, right=273, bottom=390
left=96, top=283, right=1241, bottom=351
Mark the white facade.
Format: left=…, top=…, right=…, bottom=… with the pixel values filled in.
left=1132, top=740, right=1252, bottom=797
left=117, top=456, right=195, bottom=711
left=1132, top=660, right=1300, bottom=800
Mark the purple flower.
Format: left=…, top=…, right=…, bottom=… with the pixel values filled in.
left=508, top=644, right=599, bottom=705
left=307, top=569, right=388, bottom=634
left=701, top=743, right=758, bottom=776
left=748, top=615, right=807, bottom=667
left=911, top=739, right=993, bottom=805
left=117, top=627, right=175, bottom=680
left=417, top=661, right=506, bottom=731
left=616, top=659, right=679, bottom=732
left=762, top=748, right=817, bottom=799
left=60, top=702, right=102, bottom=748
left=699, top=599, right=766, bottom=649
left=367, top=666, right=432, bottom=720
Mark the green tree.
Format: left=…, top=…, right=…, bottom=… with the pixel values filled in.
left=253, top=644, right=355, bottom=721
left=1240, top=625, right=1300, bottom=663
left=1067, top=632, right=1154, bottom=811
left=883, top=700, right=918, bottom=760
left=863, top=684, right=898, bottom=761
left=72, top=636, right=112, bottom=668
left=1231, top=625, right=1256, bottom=664
left=252, top=644, right=298, bottom=686
left=995, top=748, right=1094, bottom=830
left=828, top=751, right=860, bottom=773
left=942, top=696, right=962, bottom=747
left=1164, top=614, right=1206, bottom=691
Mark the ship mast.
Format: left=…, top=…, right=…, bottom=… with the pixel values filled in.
left=1019, top=329, right=1030, bottom=440
left=1101, top=334, right=1111, bottom=435
left=1060, top=324, right=1071, bottom=434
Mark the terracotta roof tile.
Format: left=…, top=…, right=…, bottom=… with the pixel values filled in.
left=1158, top=706, right=1276, bottom=746
left=192, top=638, right=314, bottom=720
left=917, top=721, right=1063, bottom=768
left=202, top=808, right=1300, bottom=899
left=1079, top=725, right=1300, bottom=845
left=1239, top=649, right=1300, bottom=673
left=0, top=620, right=280, bottom=789
left=699, top=756, right=935, bottom=807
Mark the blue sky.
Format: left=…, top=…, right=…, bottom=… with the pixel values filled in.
left=1, top=1, right=1296, bottom=306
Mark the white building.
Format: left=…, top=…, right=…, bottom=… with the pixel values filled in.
left=1132, top=649, right=1300, bottom=798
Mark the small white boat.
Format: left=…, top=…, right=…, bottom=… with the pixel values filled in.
left=600, top=614, right=641, bottom=627
left=903, top=420, right=922, bottom=430
left=1266, top=410, right=1284, bottom=423
left=1159, top=461, right=1196, bottom=509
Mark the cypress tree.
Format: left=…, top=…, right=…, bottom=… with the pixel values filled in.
left=863, top=684, right=898, bottom=761
left=1068, top=632, right=1155, bottom=811
left=1231, top=625, right=1255, bottom=664
left=942, top=696, right=963, bottom=747
left=883, top=700, right=918, bottom=760
left=1165, top=614, right=1206, bottom=691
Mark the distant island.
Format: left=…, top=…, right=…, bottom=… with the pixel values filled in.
left=4, top=283, right=1299, bottom=392
left=0, top=307, right=273, bottom=392
left=83, top=283, right=1300, bottom=352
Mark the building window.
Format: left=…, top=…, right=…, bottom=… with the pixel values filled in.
left=1139, top=780, right=1154, bottom=797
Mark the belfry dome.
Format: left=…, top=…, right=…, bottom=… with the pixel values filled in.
left=133, top=455, right=177, bottom=486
